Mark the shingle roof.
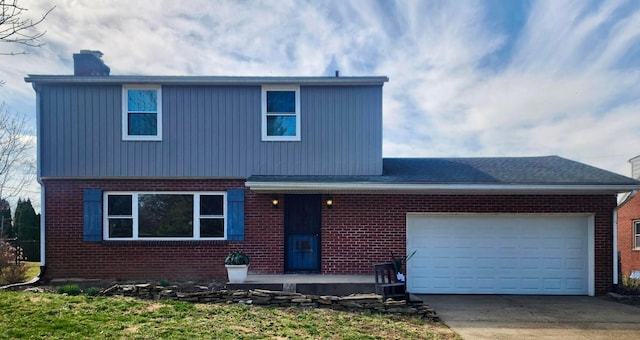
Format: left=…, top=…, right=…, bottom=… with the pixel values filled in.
left=247, top=156, right=640, bottom=192
left=380, top=156, right=639, bottom=185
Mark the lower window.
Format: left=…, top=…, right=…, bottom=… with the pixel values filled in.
left=104, top=192, right=226, bottom=240
left=635, top=221, right=640, bottom=249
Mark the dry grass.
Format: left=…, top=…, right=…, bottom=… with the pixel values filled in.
left=23, top=261, right=40, bottom=280
left=0, top=290, right=460, bottom=339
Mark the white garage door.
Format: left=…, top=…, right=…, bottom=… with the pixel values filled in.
left=406, top=214, right=592, bottom=295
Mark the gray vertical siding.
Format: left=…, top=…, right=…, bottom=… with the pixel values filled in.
left=39, top=84, right=383, bottom=178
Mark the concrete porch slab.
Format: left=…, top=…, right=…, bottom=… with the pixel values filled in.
left=226, top=274, right=376, bottom=296
left=241, top=274, right=374, bottom=284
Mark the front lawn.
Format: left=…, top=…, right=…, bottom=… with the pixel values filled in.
left=0, top=291, right=459, bottom=339
left=24, top=261, right=41, bottom=281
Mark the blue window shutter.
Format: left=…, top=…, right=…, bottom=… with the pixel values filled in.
left=83, top=189, right=103, bottom=242
left=227, top=189, right=245, bottom=241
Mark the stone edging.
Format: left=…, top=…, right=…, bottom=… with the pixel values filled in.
left=101, top=284, right=439, bottom=321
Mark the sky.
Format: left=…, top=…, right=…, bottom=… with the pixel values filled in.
left=1, top=0, right=640, bottom=210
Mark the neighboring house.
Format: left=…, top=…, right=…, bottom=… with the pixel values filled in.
left=617, top=155, right=640, bottom=279
left=26, top=51, right=640, bottom=296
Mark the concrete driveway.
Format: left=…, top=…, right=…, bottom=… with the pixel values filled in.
left=418, top=295, right=640, bottom=339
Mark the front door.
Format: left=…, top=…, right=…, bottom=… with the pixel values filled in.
left=284, top=194, right=321, bottom=272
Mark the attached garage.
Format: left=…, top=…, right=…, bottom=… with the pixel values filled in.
left=406, top=214, right=594, bottom=295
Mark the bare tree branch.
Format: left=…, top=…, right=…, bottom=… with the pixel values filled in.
left=0, top=0, right=54, bottom=56
left=0, top=102, right=35, bottom=200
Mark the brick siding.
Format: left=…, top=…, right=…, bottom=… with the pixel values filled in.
left=617, top=194, right=640, bottom=277
left=43, top=179, right=616, bottom=295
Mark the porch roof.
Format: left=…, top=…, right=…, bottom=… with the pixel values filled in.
left=245, top=156, right=640, bottom=194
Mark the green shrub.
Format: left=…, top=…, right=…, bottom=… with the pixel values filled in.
left=224, top=250, right=250, bottom=265
left=85, top=287, right=101, bottom=296
left=620, top=277, right=640, bottom=295
left=57, top=284, right=82, bottom=296
left=158, top=279, right=171, bottom=287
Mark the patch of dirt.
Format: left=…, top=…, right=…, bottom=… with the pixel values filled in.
left=124, top=326, right=139, bottom=333
left=145, top=303, right=162, bottom=313
left=28, top=296, right=51, bottom=303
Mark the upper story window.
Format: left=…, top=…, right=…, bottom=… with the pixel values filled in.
left=104, top=191, right=226, bottom=240
left=261, top=85, right=300, bottom=141
left=122, top=85, right=162, bottom=141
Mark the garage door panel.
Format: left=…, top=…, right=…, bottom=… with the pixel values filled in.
left=567, top=238, right=584, bottom=248
left=477, top=278, right=496, bottom=289
left=407, top=215, right=589, bottom=295
left=544, top=258, right=563, bottom=269
left=567, top=258, right=584, bottom=269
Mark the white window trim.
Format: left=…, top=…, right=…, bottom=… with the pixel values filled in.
left=103, top=191, right=227, bottom=241
left=634, top=220, right=640, bottom=249
left=261, top=85, right=301, bottom=141
left=122, top=84, right=163, bottom=141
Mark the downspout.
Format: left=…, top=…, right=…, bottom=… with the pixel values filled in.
left=613, top=208, right=618, bottom=286
left=35, top=83, right=45, bottom=282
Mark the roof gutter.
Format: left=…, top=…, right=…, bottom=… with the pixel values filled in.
left=24, top=75, right=389, bottom=86
left=245, top=181, right=640, bottom=194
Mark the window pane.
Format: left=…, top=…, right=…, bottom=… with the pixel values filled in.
left=635, top=222, right=640, bottom=234
left=201, top=195, right=223, bottom=215
left=201, top=218, right=224, bottom=238
left=108, top=218, right=133, bottom=238
left=267, top=116, right=296, bottom=136
left=128, top=90, right=157, bottom=111
left=108, top=195, right=132, bottom=215
left=267, top=91, right=295, bottom=112
left=128, top=113, right=157, bottom=135
left=138, top=194, right=193, bottom=238
left=636, top=235, right=640, bottom=248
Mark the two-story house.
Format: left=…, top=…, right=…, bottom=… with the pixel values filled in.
left=26, top=50, right=640, bottom=295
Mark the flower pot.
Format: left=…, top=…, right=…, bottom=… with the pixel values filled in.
left=225, top=264, right=249, bottom=283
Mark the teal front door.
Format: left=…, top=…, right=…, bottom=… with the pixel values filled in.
left=284, top=194, right=321, bottom=272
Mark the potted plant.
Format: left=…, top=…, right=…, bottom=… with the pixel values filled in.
left=391, top=250, right=416, bottom=282
left=224, top=250, right=250, bottom=283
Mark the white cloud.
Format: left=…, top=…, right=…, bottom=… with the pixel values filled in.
left=377, top=0, right=640, bottom=177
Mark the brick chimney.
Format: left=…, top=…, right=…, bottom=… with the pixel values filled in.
left=73, top=50, right=110, bottom=76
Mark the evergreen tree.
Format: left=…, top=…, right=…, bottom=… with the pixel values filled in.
left=0, top=198, right=12, bottom=239
left=14, top=198, right=39, bottom=261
